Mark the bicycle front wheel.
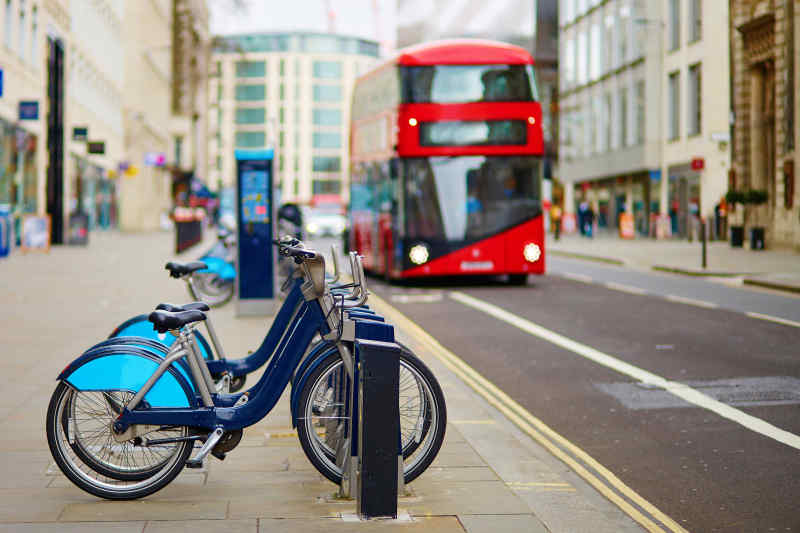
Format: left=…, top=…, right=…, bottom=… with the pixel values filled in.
left=46, top=382, right=193, bottom=500
left=296, top=346, right=446, bottom=485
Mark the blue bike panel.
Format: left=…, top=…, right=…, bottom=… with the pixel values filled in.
left=65, top=354, right=192, bottom=407
left=199, top=256, right=236, bottom=281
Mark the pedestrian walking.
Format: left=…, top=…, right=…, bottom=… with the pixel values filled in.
left=551, top=204, right=562, bottom=241
left=585, top=204, right=594, bottom=238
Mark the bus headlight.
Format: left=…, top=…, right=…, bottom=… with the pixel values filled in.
left=523, top=243, right=541, bottom=263
left=409, top=244, right=430, bottom=265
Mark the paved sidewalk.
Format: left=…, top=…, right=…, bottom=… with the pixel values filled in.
left=0, top=231, right=648, bottom=532
left=547, top=233, right=800, bottom=292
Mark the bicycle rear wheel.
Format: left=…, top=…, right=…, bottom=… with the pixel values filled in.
left=189, top=273, right=234, bottom=308
left=46, top=382, right=193, bottom=500
left=296, top=346, right=446, bottom=485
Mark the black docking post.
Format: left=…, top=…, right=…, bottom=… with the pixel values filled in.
left=355, top=339, right=401, bottom=519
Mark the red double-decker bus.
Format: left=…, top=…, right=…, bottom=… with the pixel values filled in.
left=348, top=39, right=545, bottom=282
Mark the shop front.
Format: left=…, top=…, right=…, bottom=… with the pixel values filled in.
left=69, top=155, right=117, bottom=242
left=0, top=118, right=38, bottom=248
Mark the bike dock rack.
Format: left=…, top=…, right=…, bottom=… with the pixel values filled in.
left=334, top=338, right=403, bottom=520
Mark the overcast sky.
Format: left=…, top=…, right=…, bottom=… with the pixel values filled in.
left=209, top=0, right=397, bottom=52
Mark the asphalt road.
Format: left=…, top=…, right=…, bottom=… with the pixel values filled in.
left=335, top=256, right=800, bottom=532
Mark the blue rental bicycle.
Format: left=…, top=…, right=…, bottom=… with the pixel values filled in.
left=46, top=240, right=446, bottom=500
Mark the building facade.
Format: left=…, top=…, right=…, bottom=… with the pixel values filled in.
left=730, top=0, right=800, bottom=250
left=208, top=32, right=379, bottom=204
left=558, top=0, right=731, bottom=239
left=0, top=0, right=210, bottom=248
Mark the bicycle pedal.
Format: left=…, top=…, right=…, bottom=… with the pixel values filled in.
left=185, top=459, right=204, bottom=469
left=211, top=450, right=227, bottom=461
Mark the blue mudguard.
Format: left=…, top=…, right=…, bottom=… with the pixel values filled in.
left=198, top=255, right=236, bottom=281
left=59, top=346, right=197, bottom=408
left=109, top=314, right=214, bottom=360
left=81, top=339, right=196, bottom=392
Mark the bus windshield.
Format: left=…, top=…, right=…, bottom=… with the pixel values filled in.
left=404, top=156, right=541, bottom=241
left=401, top=65, right=538, bottom=104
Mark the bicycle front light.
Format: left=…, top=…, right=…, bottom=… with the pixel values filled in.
left=409, top=244, right=430, bottom=265
left=523, top=242, right=541, bottom=263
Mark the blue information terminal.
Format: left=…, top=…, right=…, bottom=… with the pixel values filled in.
left=235, top=149, right=276, bottom=315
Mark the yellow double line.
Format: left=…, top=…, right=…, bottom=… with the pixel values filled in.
left=370, top=291, right=688, bottom=533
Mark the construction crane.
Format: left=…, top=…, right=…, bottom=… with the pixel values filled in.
left=324, top=0, right=336, bottom=33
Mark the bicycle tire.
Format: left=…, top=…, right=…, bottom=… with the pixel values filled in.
left=61, top=389, right=179, bottom=481
left=188, top=273, right=234, bottom=308
left=47, top=382, right=193, bottom=500
left=296, top=347, right=446, bottom=485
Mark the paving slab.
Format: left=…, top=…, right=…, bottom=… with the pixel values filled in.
left=0, top=522, right=146, bottom=532
left=143, top=518, right=258, bottom=532
left=59, top=500, right=229, bottom=522
left=258, top=516, right=464, bottom=532
left=459, top=514, right=548, bottom=533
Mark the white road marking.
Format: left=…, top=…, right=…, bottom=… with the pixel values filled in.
left=390, top=292, right=443, bottom=304
left=450, top=291, right=800, bottom=451
left=745, top=312, right=800, bottom=329
left=604, top=282, right=648, bottom=295
left=560, top=272, right=593, bottom=283
left=664, top=294, right=719, bottom=309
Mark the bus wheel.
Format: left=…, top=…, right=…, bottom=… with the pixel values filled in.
left=507, top=274, right=528, bottom=285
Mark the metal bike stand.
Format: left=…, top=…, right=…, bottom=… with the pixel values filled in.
left=354, top=338, right=402, bottom=519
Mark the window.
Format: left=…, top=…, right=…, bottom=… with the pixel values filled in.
left=688, top=63, right=701, bottom=135
left=313, top=179, right=341, bottom=194
left=313, top=156, right=341, bottom=172
left=279, top=131, right=285, bottom=147
left=279, top=107, right=285, bottom=124
left=689, top=0, right=702, bottom=42
left=280, top=58, right=285, bottom=76
left=577, top=30, right=588, bottom=85
left=4, top=0, right=11, bottom=49
left=603, top=92, right=612, bottom=152
left=590, top=21, right=602, bottom=80
left=294, top=155, right=299, bottom=171
left=235, top=131, right=265, bottom=148
left=419, top=120, right=527, bottom=146
left=293, top=179, right=299, bottom=196
left=618, top=0, right=630, bottom=63
left=236, top=60, right=265, bottom=77
left=29, top=5, right=36, bottom=65
left=279, top=155, right=284, bottom=171
left=280, top=83, right=285, bottom=100
left=668, top=71, right=680, bottom=140
left=216, top=156, right=222, bottom=171
left=592, top=96, right=602, bottom=154
left=619, top=87, right=628, bottom=147
left=313, top=84, right=342, bottom=102
left=402, top=65, right=538, bottom=103
left=174, top=136, right=184, bottom=166
left=604, top=13, right=615, bottom=72
left=563, top=38, right=575, bottom=89
left=313, top=132, right=341, bottom=148
left=235, top=107, right=265, bottom=124
left=669, top=0, right=680, bottom=51
left=635, top=80, right=645, bottom=144
left=217, top=81, right=223, bottom=101
left=18, top=0, right=25, bottom=57
left=235, top=84, right=265, bottom=101
left=313, top=60, right=342, bottom=79
left=313, top=108, right=341, bottom=126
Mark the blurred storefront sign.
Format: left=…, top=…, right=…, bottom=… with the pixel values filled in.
left=619, top=213, right=635, bottom=239
left=18, top=101, right=38, bottom=120
left=87, top=141, right=105, bottom=154
left=72, top=127, right=88, bottom=141
left=144, top=152, right=167, bottom=167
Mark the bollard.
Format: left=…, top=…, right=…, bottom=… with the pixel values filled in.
left=355, top=339, right=401, bottom=519
left=701, top=218, right=707, bottom=269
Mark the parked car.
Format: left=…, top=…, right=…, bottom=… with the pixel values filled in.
left=305, top=207, right=346, bottom=237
